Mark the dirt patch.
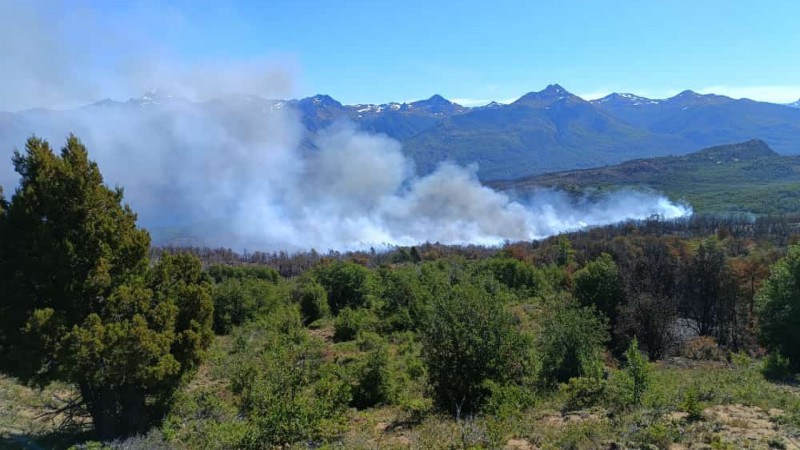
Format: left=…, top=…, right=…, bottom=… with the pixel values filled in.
left=537, top=410, right=604, bottom=428
left=504, top=437, right=538, bottom=449
left=308, top=325, right=335, bottom=343
left=703, top=404, right=800, bottom=449
left=665, top=411, right=689, bottom=422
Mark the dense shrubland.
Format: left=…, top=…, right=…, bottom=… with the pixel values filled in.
left=3, top=136, right=800, bottom=448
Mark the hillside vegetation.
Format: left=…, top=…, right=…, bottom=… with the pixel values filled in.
left=3, top=136, right=800, bottom=449
left=494, top=139, right=800, bottom=216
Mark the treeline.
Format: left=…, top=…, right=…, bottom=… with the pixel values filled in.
left=152, top=213, right=800, bottom=277
left=3, top=136, right=800, bottom=448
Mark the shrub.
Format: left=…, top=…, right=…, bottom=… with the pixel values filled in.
left=315, top=261, right=374, bottom=314
left=624, top=338, right=650, bottom=407
left=376, top=266, right=430, bottom=331
left=207, top=264, right=280, bottom=283
left=757, top=244, right=800, bottom=373
left=562, top=376, right=607, bottom=412
left=333, top=307, right=378, bottom=342
left=230, top=333, right=350, bottom=447
left=480, top=380, right=536, bottom=418
left=212, top=277, right=283, bottom=334
left=350, top=343, right=398, bottom=408
left=762, top=351, right=793, bottom=381
left=632, top=421, right=679, bottom=449
left=538, top=298, right=609, bottom=386
left=681, top=386, right=704, bottom=421
left=681, top=336, right=726, bottom=361
left=574, top=253, right=622, bottom=322
left=421, top=283, right=534, bottom=416
left=292, top=275, right=329, bottom=323
left=483, top=257, right=545, bottom=297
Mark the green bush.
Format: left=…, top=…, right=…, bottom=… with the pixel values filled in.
left=376, top=266, right=431, bottom=331
left=333, top=307, right=378, bottom=342
left=573, top=253, right=622, bottom=323
left=762, top=351, right=793, bottom=381
left=538, top=297, right=608, bottom=386
left=315, top=261, right=374, bottom=314
left=480, top=380, right=536, bottom=419
left=483, top=257, right=545, bottom=297
left=207, top=264, right=280, bottom=283
left=681, top=385, right=704, bottom=421
left=421, top=283, right=534, bottom=416
left=757, top=244, right=800, bottom=373
left=350, top=343, right=398, bottom=408
left=631, top=421, right=679, bottom=449
left=230, top=332, right=350, bottom=447
left=292, top=275, right=330, bottom=323
left=624, top=338, right=650, bottom=407
left=212, top=277, right=283, bottom=334
left=562, top=376, right=607, bottom=412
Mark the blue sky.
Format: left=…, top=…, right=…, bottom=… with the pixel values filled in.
left=3, top=0, right=800, bottom=109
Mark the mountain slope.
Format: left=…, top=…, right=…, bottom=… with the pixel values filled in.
left=3, top=86, right=800, bottom=184
left=592, top=91, right=800, bottom=155
left=491, top=139, right=800, bottom=215
left=402, top=85, right=686, bottom=179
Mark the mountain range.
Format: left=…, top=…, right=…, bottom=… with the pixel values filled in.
left=2, top=85, right=800, bottom=181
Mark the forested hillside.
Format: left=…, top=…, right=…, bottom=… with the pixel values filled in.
left=494, top=139, right=800, bottom=216
left=4, top=137, right=800, bottom=449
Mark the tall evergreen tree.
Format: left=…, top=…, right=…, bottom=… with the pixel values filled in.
left=0, top=136, right=213, bottom=439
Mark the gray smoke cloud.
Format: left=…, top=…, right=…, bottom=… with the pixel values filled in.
left=0, top=100, right=690, bottom=250
left=0, top=1, right=692, bottom=251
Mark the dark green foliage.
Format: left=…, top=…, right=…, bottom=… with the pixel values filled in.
left=421, top=283, right=533, bottom=416
left=555, top=236, right=576, bottom=267
left=757, top=244, right=800, bottom=373
left=762, top=352, right=793, bottom=381
left=230, top=324, right=350, bottom=447
left=212, top=277, right=282, bottom=334
left=562, top=376, right=608, bottom=412
left=350, top=342, right=398, bottom=409
left=483, top=257, right=545, bottom=297
left=574, top=253, right=622, bottom=322
left=292, top=275, right=330, bottom=323
left=410, top=246, right=422, bottom=263
left=376, top=265, right=431, bottom=331
left=480, top=379, right=536, bottom=419
left=623, top=338, right=650, bottom=407
left=333, top=307, right=377, bottom=342
left=681, top=386, right=704, bottom=421
left=315, top=261, right=374, bottom=314
left=538, top=298, right=608, bottom=386
left=0, top=136, right=213, bottom=439
left=207, top=264, right=280, bottom=284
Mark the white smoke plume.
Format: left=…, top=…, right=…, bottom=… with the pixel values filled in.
left=0, top=1, right=692, bottom=251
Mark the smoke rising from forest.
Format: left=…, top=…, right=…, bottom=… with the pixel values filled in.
left=0, top=1, right=691, bottom=251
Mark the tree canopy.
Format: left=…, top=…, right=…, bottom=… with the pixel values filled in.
left=0, top=136, right=213, bottom=439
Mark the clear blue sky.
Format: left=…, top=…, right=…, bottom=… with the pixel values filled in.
left=4, top=0, right=800, bottom=109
